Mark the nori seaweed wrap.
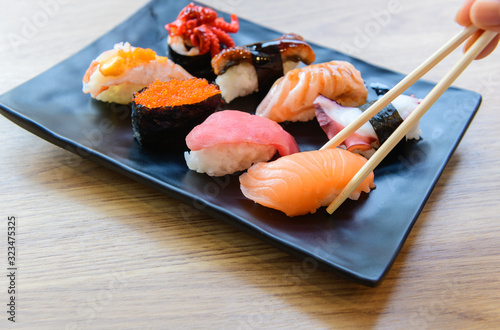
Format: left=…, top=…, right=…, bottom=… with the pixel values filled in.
left=167, top=43, right=215, bottom=81
left=360, top=100, right=404, bottom=146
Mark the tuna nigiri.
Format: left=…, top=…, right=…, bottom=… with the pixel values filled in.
left=255, top=61, right=368, bottom=122
left=239, top=148, right=375, bottom=217
left=83, top=42, right=193, bottom=104
left=185, top=110, right=300, bottom=176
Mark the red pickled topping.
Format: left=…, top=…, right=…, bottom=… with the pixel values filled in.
left=133, top=79, right=220, bottom=109
left=164, top=3, right=239, bottom=57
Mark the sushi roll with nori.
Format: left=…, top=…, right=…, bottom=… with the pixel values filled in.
left=131, top=78, right=222, bottom=149
left=314, top=94, right=422, bottom=158
left=82, top=42, right=193, bottom=104
left=211, top=33, right=316, bottom=103
left=164, top=3, right=239, bottom=80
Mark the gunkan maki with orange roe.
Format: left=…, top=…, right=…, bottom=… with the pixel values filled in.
left=132, top=78, right=222, bottom=149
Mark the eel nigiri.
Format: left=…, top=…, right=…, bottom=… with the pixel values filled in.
left=314, top=94, right=422, bottom=157
left=185, top=110, right=300, bottom=176
left=239, top=148, right=375, bottom=217
left=211, top=33, right=316, bottom=103
left=83, top=42, right=193, bottom=104
left=255, top=61, right=368, bottom=122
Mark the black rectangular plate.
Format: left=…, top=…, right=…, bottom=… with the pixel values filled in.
left=0, top=0, right=481, bottom=286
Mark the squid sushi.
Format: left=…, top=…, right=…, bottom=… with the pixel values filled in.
left=211, top=33, right=316, bottom=103
left=185, top=110, right=300, bottom=176
left=256, top=61, right=368, bottom=122
left=239, top=148, right=375, bottom=217
left=82, top=42, right=193, bottom=104
left=314, top=94, right=422, bottom=158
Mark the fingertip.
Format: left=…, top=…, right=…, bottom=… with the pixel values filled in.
left=470, top=0, right=500, bottom=32
left=456, top=0, right=476, bottom=26
left=477, top=33, right=500, bottom=59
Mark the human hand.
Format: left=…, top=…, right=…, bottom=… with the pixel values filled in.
left=456, top=0, right=500, bottom=59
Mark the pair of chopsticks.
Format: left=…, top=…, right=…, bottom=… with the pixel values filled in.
left=321, top=25, right=498, bottom=214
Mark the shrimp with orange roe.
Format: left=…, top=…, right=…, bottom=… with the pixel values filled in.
left=82, top=42, right=193, bottom=104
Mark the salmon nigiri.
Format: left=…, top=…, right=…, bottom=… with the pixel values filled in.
left=256, top=61, right=368, bottom=122
left=239, top=148, right=375, bottom=217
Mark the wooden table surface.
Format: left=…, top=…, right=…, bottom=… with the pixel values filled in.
left=1, top=0, right=500, bottom=328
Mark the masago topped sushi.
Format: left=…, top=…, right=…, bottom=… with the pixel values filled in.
left=132, top=78, right=222, bottom=149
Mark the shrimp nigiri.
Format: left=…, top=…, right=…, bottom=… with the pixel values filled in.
left=82, top=42, right=193, bottom=104
left=255, top=61, right=368, bottom=122
left=239, top=148, right=375, bottom=217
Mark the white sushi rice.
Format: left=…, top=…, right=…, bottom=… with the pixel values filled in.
left=168, top=35, right=200, bottom=56
left=215, top=62, right=259, bottom=103
left=390, top=94, right=423, bottom=140
left=93, top=83, right=146, bottom=105
left=283, top=60, right=301, bottom=74
left=215, top=60, right=300, bottom=104
left=184, top=143, right=277, bottom=177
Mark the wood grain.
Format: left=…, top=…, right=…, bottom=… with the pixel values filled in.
left=1, top=0, right=500, bottom=328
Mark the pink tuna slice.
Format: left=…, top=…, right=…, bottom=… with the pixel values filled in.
left=314, top=95, right=378, bottom=152
left=186, top=110, right=300, bottom=156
